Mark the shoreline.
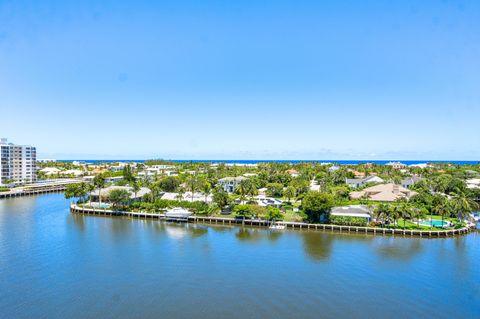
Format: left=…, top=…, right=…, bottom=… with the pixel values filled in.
left=70, top=204, right=476, bottom=238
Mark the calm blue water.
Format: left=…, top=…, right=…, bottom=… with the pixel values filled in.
left=1, top=193, right=479, bottom=319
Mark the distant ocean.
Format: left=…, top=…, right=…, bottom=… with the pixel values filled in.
left=62, top=160, right=480, bottom=165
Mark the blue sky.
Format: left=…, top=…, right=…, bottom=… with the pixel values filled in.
left=1, top=0, right=479, bottom=160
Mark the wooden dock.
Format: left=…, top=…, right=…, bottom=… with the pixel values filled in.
left=0, top=180, right=82, bottom=199
left=70, top=204, right=475, bottom=238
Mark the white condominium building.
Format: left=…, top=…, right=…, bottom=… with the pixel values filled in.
left=0, top=138, right=37, bottom=185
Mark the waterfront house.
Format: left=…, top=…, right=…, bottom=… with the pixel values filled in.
left=330, top=205, right=373, bottom=223
left=345, top=176, right=384, bottom=188
left=90, top=186, right=150, bottom=202
left=349, top=183, right=417, bottom=202
left=218, top=176, right=246, bottom=193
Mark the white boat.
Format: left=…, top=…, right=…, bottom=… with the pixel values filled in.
left=469, top=213, right=479, bottom=222
left=269, top=223, right=285, bottom=230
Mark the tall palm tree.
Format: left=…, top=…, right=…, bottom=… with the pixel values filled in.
left=149, top=182, right=160, bottom=203
left=202, top=180, right=212, bottom=203
left=451, top=192, right=478, bottom=221
left=131, top=180, right=141, bottom=201
left=176, top=187, right=185, bottom=201
left=373, top=203, right=390, bottom=227
left=432, top=195, right=451, bottom=227
left=389, top=204, right=402, bottom=228
left=284, top=186, right=296, bottom=203
left=237, top=179, right=252, bottom=204
left=400, top=202, right=412, bottom=229
left=186, top=176, right=200, bottom=202
left=93, top=174, right=106, bottom=205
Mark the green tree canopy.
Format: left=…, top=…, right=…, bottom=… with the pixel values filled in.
left=158, top=176, right=181, bottom=192
left=212, top=188, right=230, bottom=208
left=302, top=191, right=335, bottom=222
left=108, top=189, right=131, bottom=208
left=233, top=204, right=253, bottom=220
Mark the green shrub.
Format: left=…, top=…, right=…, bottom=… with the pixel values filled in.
left=330, top=215, right=368, bottom=226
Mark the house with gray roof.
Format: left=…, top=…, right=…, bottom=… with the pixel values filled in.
left=330, top=205, right=373, bottom=222
left=346, top=176, right=384, bottom=188
left=401, top=176, right=422, bottom=189
left=217, top=176, right=246, bottom=193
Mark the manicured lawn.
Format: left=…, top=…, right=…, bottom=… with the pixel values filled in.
left=282, top=209, right=305, bottom=222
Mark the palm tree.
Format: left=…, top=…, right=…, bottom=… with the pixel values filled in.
left=400, top=203, right=412, bottom=229
left=389, top=204, right=402, bottom=228
left=432, top=195, right=450, bottom=227
left=451, top=192, right=478, bottom=222
left=131, top=180, right=141, bottom=200
left=284, top=186, right=296, bottom=203
left=237, top=179, right=254, bottom=204
left=176, top=187, right=185, bottom=201
left=410, top=207, right=427, bottom=228
left=85, top=183, right=95, bottom=204
left=201, top=180, right=212, bottom=203
left=373, top=203, right=390, bottom=227
left=149, top=182, right=160, bottom=203
left=93, top=174, right=106, bottom=205
left=186, top=176, right=200, bottom=202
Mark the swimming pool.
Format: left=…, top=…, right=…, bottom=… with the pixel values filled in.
left=88, top=202, right=111, bottom=209
left=418, top=219, right=450, bottom=228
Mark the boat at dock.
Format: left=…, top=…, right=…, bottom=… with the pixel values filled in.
left=269, top=223, right=286, bottom=230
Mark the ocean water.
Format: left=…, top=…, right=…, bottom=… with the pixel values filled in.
left=63, top=159, right=479, bottom=165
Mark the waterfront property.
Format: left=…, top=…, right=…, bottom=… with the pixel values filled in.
left=35, top=159, right=480, bottom=231
left=90, top=186, right=151, bottom=202
left=70, top=203, right=474, bottom=238
left=330, top=205, right=373, bottom=223
left=2, top=193, right=480, bottom=319
left=0, top=138, right=37, bottom=186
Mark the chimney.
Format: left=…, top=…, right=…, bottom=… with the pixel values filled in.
left=393, top=185, right=399, bottom=194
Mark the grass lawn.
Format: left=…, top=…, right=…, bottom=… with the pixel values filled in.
left=385, top=217, right=459, bottom=230
left=283, top=209, right=305, bottom=222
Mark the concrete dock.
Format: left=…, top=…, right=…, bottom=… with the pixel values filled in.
left=70, top=204, right=475, bottom=238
